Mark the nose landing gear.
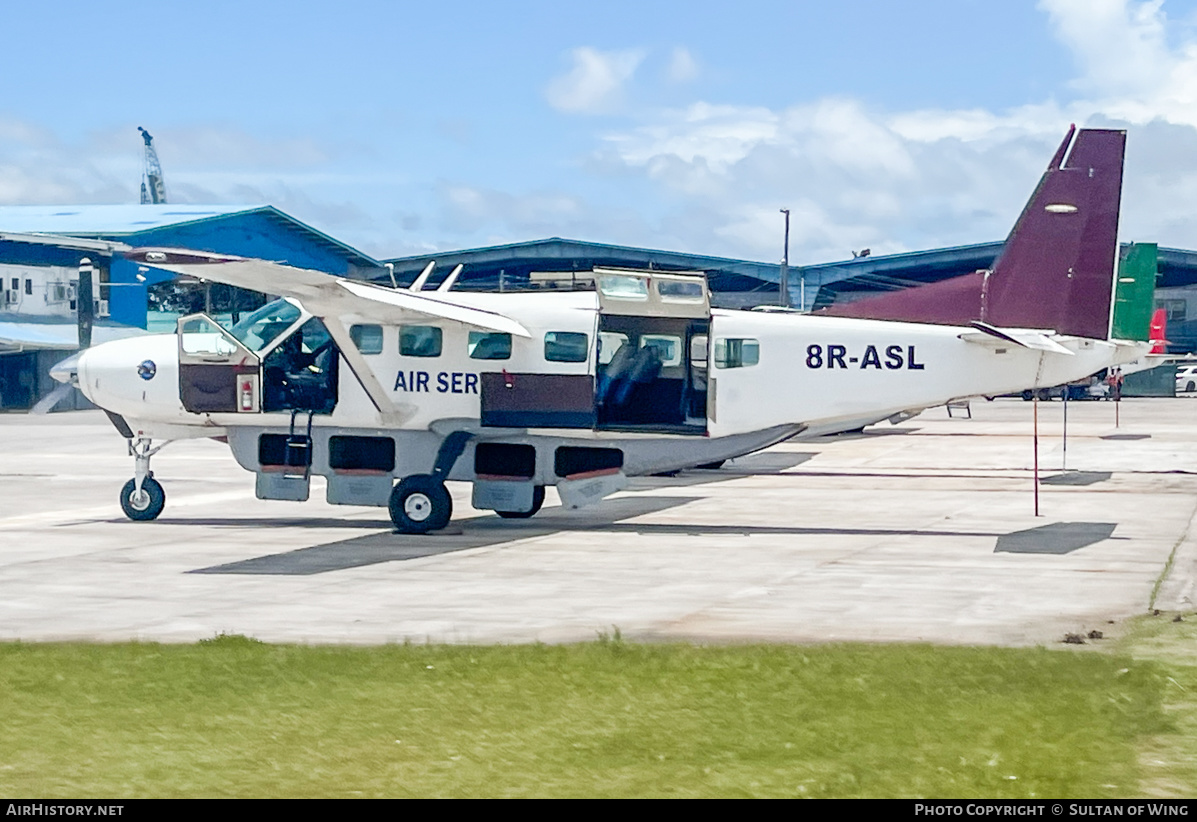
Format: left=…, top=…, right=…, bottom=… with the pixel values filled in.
left=120, top=476, right=165, bottom=521
left=120, top=437, right=170, bottom=521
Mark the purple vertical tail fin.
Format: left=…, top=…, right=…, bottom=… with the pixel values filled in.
left=818, top=126, right=1126, bottom=340
left=983, top=127, right=1125, bottom=338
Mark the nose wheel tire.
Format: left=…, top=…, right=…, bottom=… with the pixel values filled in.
left=389, top=475, right=453, bottom=534
left=120, top=477, right=166, bottom=521
left=496, top=486, right=545, bottom=519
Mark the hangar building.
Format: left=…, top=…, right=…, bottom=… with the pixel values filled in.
left=0, top=205, right=384, bottom=410
left=384, top=238, right=1197, bottom=351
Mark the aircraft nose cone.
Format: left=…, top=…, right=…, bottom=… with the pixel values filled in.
left=49, top=352, right=81, bottom=386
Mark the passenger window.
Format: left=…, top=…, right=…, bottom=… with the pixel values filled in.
left=714, top=338, right=760, bottom=369
left=349, top=324, right=383, bottom=355
left=399, top=325, right=443, bottom=357
left=690, top=335, right=708, bottom=368
left=468, top=331, right=512, bottom=360
left=544, top=331, right=588, bottom=363
left=639, top=335, right=682, bottom=367
left=598, top=332, right=628, bottom=365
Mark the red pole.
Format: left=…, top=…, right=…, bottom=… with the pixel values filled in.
left=1033, top=395, right=1040, bottom=517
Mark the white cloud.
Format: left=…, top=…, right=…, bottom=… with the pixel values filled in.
left=545, top=47, right=645, bottom=114
left=578, top=1, right=1197, bottom=263
left=1040, top=0, right=1197, bottom=126
left=667, top=47, right=699, bottom=83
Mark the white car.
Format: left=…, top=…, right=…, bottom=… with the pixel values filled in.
left=1176, top=365, right=1197, bottom=393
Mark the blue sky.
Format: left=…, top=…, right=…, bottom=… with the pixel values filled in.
left=4, top=0, right=1197, bottom=264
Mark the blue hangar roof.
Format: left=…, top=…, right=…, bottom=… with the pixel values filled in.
left=0, top=205, right=384, bottom=327
left=382, top=236, right=1010, bottom=310
left=0, top=204, right=381, bottom=272
left=384, top=237, right=786, bottom=307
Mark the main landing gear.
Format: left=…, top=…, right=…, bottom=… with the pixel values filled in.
left=389, top=475, right=453, bottom=533
left=119, top=437, right=169, bottom=521
left=387, top=431, right=472, bottom=535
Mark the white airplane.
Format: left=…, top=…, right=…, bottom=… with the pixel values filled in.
left=50, top=127, right=1146, bottom=533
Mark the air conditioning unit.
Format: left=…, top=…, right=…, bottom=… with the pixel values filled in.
left=67, top=284, right=77, bottom=301
left=3, top=289, right=17, bottom=306
left=96, top=299, right=110, bottom=318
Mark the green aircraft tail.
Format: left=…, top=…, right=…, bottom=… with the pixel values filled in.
left=1110, top=242, right=1158, bottom=341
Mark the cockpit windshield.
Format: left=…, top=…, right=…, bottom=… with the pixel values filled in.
left=229, top=299, right=303, bottom=353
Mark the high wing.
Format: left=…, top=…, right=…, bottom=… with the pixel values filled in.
left=123, top=248, right=531, bottom=338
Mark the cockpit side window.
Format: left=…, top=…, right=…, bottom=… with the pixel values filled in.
left=229, top=299, right=303, bottom=353
left=262, top=318, right=339, bottom=414
left=350, top=324, right=383, bottom=355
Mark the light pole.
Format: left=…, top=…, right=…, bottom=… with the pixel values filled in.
left=779, top=208, right=790, bottom=307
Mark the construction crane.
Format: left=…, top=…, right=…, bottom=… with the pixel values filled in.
left=138, top=126, right=167, bottom=204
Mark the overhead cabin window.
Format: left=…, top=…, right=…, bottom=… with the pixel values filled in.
left=597, top=274, right=648, bottom=301
left=639, top=335, right=683, bottom=367
left=598, top=332, right=628, bottom=365
left=399, top=325, right=443, bottom=357
left=657, top=280, right=704, bottom=302
left=714, top=338, right=760, bottom=369
left=350, top=324, right=383, bottom=355
left=544, top=331, right=588, bottom=363
left=468, top=331, right=511, bottom=360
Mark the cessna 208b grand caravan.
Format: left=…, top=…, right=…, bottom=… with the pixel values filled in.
left=51, top=126, right=1143, bottom=533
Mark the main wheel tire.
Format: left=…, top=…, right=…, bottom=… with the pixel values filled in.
left=389, top=474, right=452, bottom=533
left=496, top=486, right=545, bottom=519
left=120, top=477, right=165, bottom=521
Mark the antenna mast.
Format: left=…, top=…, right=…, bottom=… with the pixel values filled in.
left=137, top=126, right=167, bottom=204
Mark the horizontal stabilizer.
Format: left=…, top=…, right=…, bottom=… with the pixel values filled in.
left=959, top=321, right=1074, bottom=355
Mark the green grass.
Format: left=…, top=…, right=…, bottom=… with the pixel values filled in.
left=0, top=633, right=1176, bottom=798
left=1113, top=614, right=1197, bottom=798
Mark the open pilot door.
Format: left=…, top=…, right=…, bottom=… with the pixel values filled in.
left=594, top=268, right=710, bottom=434
left=177, top=314, right=262, bottom=413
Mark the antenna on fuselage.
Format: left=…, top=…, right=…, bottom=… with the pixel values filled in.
left=437, top=264, right=463, bottom=292
left=409, top=261, right=435, bottom=291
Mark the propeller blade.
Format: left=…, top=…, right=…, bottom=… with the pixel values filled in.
left=31, top=383, right=74, bottom=415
